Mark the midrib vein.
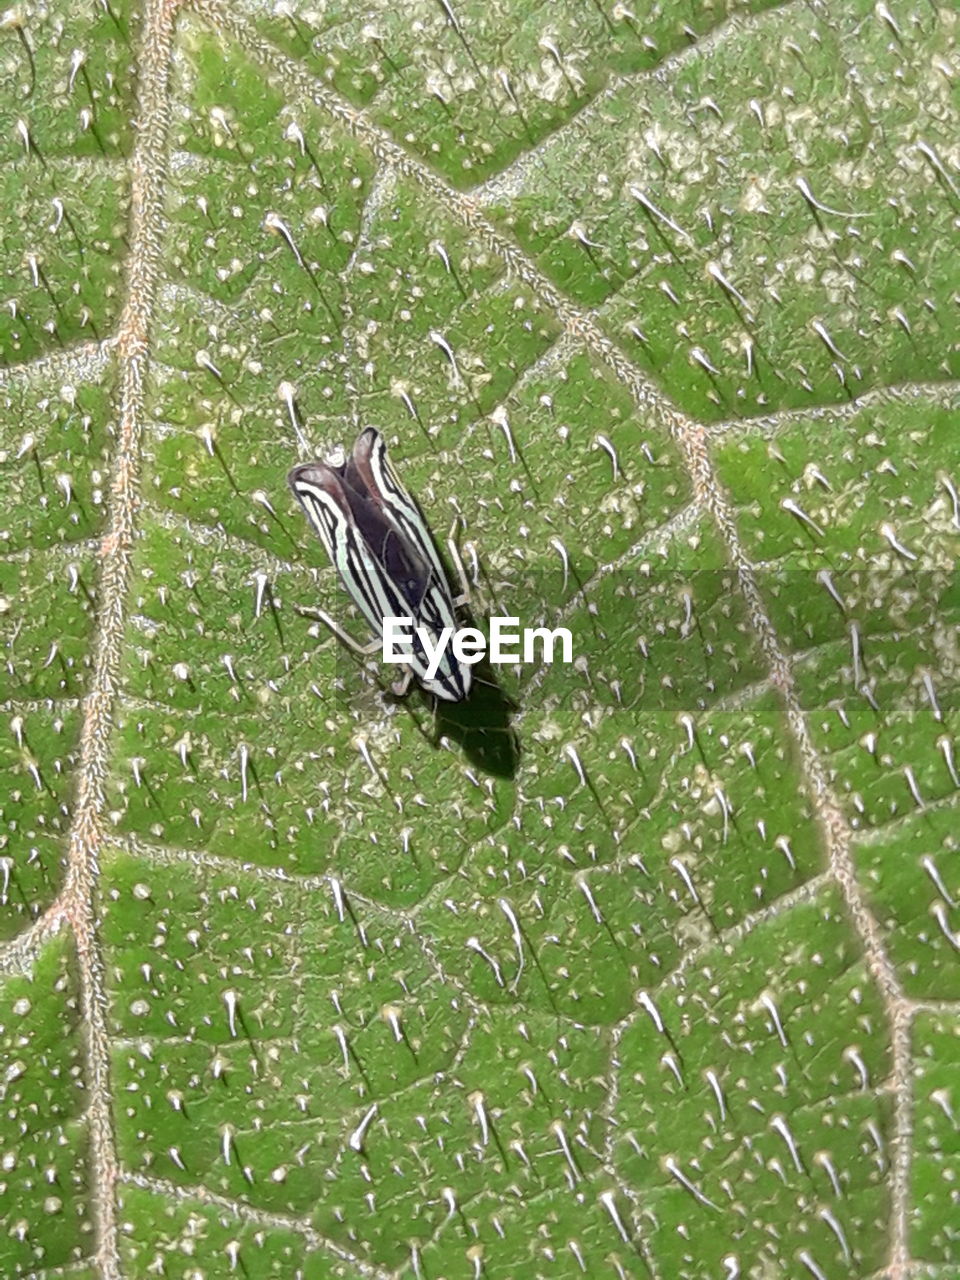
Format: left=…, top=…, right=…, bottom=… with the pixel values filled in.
left=54, top=0, right=178, bottom=1275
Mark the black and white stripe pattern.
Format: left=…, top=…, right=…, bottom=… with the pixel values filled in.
left=289, top=429, right=471, bottom=702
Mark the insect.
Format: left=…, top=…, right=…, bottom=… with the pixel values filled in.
left=288, top=427, right=472, bottom=702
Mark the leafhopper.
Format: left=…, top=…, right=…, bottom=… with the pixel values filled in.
left=289, top=428, right=472, bottom=702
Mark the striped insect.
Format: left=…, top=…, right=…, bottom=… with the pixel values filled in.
left=288, top=427, right=472, bottom=702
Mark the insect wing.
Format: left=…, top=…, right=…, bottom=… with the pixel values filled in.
left=290, top=434, right=472, bottom=703
left=350, top=429, right=471, bottom=702
left=350, top=429, right=450, bottom=590
left=339, top=460, right=435, bottom=616
left=288, top=462, right=411, bottom=638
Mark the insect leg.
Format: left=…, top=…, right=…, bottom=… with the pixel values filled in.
left=294, top=605, right=381, bottom=656
left=446, top=517, right=472, bottom=608
left=390, top=667, right=415, bottom=698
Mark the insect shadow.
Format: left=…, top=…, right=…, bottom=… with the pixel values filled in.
left=315, top=562, right=522, bottom=779
left=421, top=646, right=521, bottom=781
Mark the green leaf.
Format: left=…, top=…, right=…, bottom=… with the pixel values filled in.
left=1, top=0, right=958, bottom=1277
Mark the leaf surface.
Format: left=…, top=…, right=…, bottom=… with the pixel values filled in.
left=1, top=1, right=958, bottom=1277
